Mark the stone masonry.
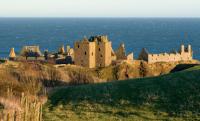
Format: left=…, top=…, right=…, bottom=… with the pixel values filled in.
left=138, top=44, right=193, bottom=63
left=74, top=36, right=112, bottom=68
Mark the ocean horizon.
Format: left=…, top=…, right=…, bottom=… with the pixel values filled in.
left=0, top=18, right=200, bottom=59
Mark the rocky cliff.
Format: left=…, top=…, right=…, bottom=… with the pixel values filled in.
left=93, top=60, right=200, bottom=81
left=0, top=60, right=199, bottom=89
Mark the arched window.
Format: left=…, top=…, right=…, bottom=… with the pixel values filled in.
left=92, top=52, right=93, bottom=56
left=99, top=48, right=101, bottom=51
left=85, top=51, right=87, bottom=55
left=78, top=45, right=80, bottom=48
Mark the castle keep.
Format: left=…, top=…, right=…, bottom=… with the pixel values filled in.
left=73, top=35, right=134, bottom=68
left=138, top=44, right=193, bottom=63
left=74, top=36, right=112, bottom=68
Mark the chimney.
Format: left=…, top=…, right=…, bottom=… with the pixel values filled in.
left=180, top=44, right=185, bottom=54
left=188, top=44, right=192, bottom=53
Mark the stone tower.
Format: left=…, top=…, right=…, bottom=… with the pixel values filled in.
left=74, top=37, right=96, bottom=68
left=115, top=43, right=126, bottom=60
left=94, top=36, right=112, bottom=67
left=9, top=48, right=16, bottom=60
left=74, top=35, right=112, bottom=68
left=58, top=45, right=65, bottom=54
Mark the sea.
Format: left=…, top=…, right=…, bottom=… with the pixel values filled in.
left=0, top=18, right=200, bottom=59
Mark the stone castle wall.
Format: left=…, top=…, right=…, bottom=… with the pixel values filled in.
left=146, top=45, right=193, bottom=63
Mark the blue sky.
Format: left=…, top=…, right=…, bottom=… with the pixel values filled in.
left=0, top=0, right=200, bottom=17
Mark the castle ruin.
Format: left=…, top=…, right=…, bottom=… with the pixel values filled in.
left=73, top=35, right=134, bottom=68
left=138, top=44, right=193, bottom=63
left=74, top=36, right=112, bottom=68
left=20, top=46, right=42, bottom=60
left=6, top=35, right=194, bottom=68
left=115, top=43, right=134, bottom=62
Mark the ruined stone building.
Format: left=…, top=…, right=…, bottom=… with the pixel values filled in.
left=58, top=45, right=65, bottom=54
left=74, top=36, right=112, bottom=68
left=138, top=44, right=193, bottom=63
left=74, top=35, right=134, bottom=68
left=56, top=45, right=75, bottom=64
left=7, top=36, right=193, bottom=67
left=57, top=45, right=74, bottom=56
left=66, top=45, right=74, bottom=58
left=115, top=43, right=134, bottom=62
left=20, top=46, right=42, bottom=59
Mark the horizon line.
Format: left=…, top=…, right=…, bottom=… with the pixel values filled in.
left=0, top=16, right=200, bottom=19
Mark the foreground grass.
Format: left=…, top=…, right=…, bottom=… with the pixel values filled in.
left=43, top=68, right=200, bottom=121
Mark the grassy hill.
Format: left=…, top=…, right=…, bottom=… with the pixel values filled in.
left=185, top=65, right=200, bottom=71
left=43, top=66, right=200, bottom=121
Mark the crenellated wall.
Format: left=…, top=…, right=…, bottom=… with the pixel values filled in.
left=144, top=45, right=193, bottom=63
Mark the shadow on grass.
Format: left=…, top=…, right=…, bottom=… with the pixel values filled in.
left=170, top=64, right=199, bottom=73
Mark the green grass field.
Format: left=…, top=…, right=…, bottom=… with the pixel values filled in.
left=43, top=66, right=200, bottom=121
left=185, top=65, right=200, bottom=71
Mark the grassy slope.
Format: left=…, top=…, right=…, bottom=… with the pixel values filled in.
left=185, top=65, right=200, bottom=71
left=43, top=67, right=200, bottom=121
